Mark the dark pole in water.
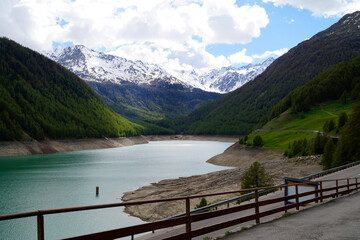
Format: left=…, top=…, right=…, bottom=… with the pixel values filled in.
left=96, top=186, right=99, bottom=196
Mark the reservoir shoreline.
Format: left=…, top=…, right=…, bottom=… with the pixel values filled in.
left=0, top=135, right=239, bottom=157
left=122, top=144, right=322, bottom=221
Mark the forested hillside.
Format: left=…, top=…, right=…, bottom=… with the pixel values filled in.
left=174, top=11, right=360, bottom=135
left=240, top=54, right=360, bottom=169
left=88, top=81, right=222, bottom=121
left=46, top=45, right=223, bottom=123
left=268, top=55, right=360, bottom=122
left=0, top=38, right=141, bottom=141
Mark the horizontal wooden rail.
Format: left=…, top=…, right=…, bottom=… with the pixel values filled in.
left=61, top=216, right=188, bottom=240
left=190, top=203, right=257, bottom=223
left=1, top=176, right=359, bottom=240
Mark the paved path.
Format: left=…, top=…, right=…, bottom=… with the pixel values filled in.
left=136, top=164, right=360, bottom=240
left=223, top=191, right=360, bottom=240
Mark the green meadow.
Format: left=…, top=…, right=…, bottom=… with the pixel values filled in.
left=246, top=100, right=353, bottom=152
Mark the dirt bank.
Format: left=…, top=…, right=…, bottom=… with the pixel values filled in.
left=144, top=135, right=240, bottom=142
left=0, top=135, right=239, bottom=157
left=122, top=143, right=322, bottom=222
left=0, top=136, right=149, bottom=157
left=207, top=143, right=282, bottom=168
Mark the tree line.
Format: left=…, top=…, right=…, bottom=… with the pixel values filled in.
left=0, top=38, right=141, bottom=141
left=266, top=55, right=360, bottom=123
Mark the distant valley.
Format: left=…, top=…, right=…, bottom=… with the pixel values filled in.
left=45, top=46, right=273, bottom=121
left=2, top=11, right=360, bottom=143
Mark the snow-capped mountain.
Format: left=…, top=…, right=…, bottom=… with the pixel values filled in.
left=164, top=58, right=274, bottom=93
left=199, top=58, right=274, bottom=93
left=45, top=45, right=273, bottom=93
left=45, top=45, right=188, bottom=87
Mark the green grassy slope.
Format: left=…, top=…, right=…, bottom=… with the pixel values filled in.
left=243, top=53, right=360, bottom=152
left=0, top=38, right=142, bottom=141
left=247, top=100, right=353, bottom=151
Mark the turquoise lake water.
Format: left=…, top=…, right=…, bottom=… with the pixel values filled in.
left=0, top=140, right=232, bottom=239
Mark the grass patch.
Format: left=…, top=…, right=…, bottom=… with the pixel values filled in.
left=282, top=212, right=292, bottom=217
left=246, top=100, right=355, bottom=152
left=264, top=100, right=353, bottom=132
left=248, top=131, right=314, bottom=151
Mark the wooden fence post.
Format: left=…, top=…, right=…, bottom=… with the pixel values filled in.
left=295, top=185, right=299, bottom=210
left=254, top=190, right=260, bottom=224
left=336, top=180, right=339, bottom=197
left=37, top=212, right=44, bottom=240
left=186, top=198, right=191, bottom=240
left=320, top=182, right=323, bottom=203
left=356, top=178, right=358, bottom=191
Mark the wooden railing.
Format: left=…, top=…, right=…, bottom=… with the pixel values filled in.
left=0, top=177, right=359, bottom=240
left=170, top=159, right=360, bottom=218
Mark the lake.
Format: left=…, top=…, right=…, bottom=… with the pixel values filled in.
left=0, top=140, right=232, bottom=240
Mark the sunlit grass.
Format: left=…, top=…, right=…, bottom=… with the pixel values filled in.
left=247, top=100, right=354, bottom=152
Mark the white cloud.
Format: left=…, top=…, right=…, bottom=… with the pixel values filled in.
left=0, top=0, right=268, bottom=71
left=263, top=0, right=360, bottom=17
left=228, top=48, right=288, bottom=64
left=110, top=40, right=230, bottom=71
left=228, top=49, right=253, bottom=64
left=252, top=48, right=288, bottom=59
left=202, top=1, right=269, bottom=44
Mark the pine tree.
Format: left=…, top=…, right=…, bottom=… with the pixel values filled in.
left=323, top=119, right=336, bottom=133
left=313, top=133, right=323, bottom=154
left=340, top=90, right=347, bottom=104
left=323, top=120, right=329, bottom=132
left=253, top=135, right=264, bottom=147
left=241, top=161, right=273, bottom=191
left=332, top=104, right=360, bottom=167
left=338, top=112, right=348, bottom=129
left=322, top=138, right=335, bottom=170
left=195, top=198, right=209, bottom=209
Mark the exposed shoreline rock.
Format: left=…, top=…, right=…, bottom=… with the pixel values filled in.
left=122, top=144, right=322, bottom=222
left=0, top=135, right=239, bottom=157
left=0, top=136, right=149, bottom=157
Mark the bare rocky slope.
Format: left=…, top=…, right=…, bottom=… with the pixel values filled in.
left=122, top=143, right=322, bottom=221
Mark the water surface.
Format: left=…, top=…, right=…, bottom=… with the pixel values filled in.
left=0, top=140, right=232, bottom=239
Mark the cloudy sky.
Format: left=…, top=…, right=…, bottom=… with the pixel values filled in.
left=1, top=0, right=360, bottom=72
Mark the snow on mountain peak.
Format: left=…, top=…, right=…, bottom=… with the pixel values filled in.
left=45, top=45, right=185, bottom=87
left=45, top=45, right=274, bottom=93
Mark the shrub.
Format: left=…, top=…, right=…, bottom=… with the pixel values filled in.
left=195, top=198, right=210, bottom=209
left=323, top=119, right=336, bottom=133
left=338, top=112, right=348, bottom=129
left=253, top=135, right=264, bottom=147
left=241, top=161, right=273, bottom=191
left=340, top=90, right=347, bottom=104
left=282, top=212, right=292, bottom=217
left=239, top=135, right=248, bottom=145
left=322, top=138, right=335, bottom=170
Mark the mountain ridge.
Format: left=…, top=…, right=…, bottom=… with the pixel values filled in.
left=174, top=10, right=360, bottom=135
left=45, top=45, right=273, bottom=94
